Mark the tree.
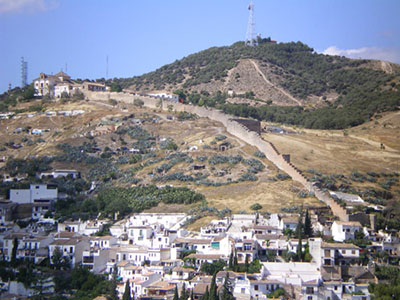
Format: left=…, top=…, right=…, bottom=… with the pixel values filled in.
left=133, top=98, right=144, bottom=107
left=221, top=272, right=234, bottom=300
left=295, top=214, right=304, bottom=239
left=228, top=251, right=233, bottom=270
left=296, top=238, right=303, bottom=262
left=109, top=99, right=118, bottom=106
left=110, top=82, right=122, bottom=92
left=245, top=255, right=249, bottom=273
left=233, top=250, right=238, bottom=272
left=123, top=281, right=132, bottom=300
left=180, top=283, right=187, bottom=300
left=51, top=247, right=70, bottom=270
left=250, top=203, right=262, bottom=211
left=173, top=286, right=179, bottom=300
left=11, top=237, right=18, bottom=266
left=209, top=272, right=218, bottom=300
left=304, top=209, right=313, bottom=237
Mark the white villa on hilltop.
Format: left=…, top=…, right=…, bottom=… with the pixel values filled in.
left=33, top=72, right=106, bottom=98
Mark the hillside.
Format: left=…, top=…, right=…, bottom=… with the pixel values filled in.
left=0, top=98, right=321, bottom=217
left=112, top=41, right=400, bottom=129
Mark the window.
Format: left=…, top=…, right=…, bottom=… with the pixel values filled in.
left=324, top=250, right=331, bottom=257
left=306, top=287, right=314, bottom=294
left=351, top=250, right=356, bottom=254
left=254, top=285, right=258, bottom=291
left=241, top=288, right=245, bottom=294
left=308, top=297, right=313, bottom=300
left=341, top=250, right=346, bottom=254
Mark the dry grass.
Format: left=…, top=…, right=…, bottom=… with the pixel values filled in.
left=187, top=216, right=218, bottom=232
left=262, top=112, right=400, bottom=175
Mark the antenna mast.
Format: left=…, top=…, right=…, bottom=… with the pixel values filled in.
left=21, top=57, right=28, bottom=87
left=245, top=0, right=256, bottom=46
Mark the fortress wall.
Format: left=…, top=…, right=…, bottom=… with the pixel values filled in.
left=86, top=92, right=343, bottom=212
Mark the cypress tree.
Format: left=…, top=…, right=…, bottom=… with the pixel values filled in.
left=295, top=214, right=304, bottom=239
left=228, top=251, right=233, bottom=270
left=245, top=255, right=249, bottom=273
left=180, top=283, right=187, bottom=300
left=173, top=286, right=179, bottom=300
left=11, top=237, right=18, bottom=266
left=233, top=249, right=238, bottom=272
left=296, top=237, right=303, bottom=262
left=221, top=272, right=234, bottom=300
left=209, top=272, right=218, bottom=300
left=122, top=281, right=131, bottom=300
left=190, top=289, right=194, bottom=300
left=304, top=209, right=312, bottom=237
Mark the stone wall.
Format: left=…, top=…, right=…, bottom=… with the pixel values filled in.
left=85, top=91, right=347, bottom=217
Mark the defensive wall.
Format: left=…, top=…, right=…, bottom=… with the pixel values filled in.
left=85, top=91, right=350, bottom=220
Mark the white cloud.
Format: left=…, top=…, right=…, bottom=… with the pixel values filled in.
left=0, top=0, right=58, bottom=14
left=321, top=46, right=400, bottom=64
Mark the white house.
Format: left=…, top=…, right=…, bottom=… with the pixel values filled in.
left=48, top=237, right=89, bottom=267
left=10, top=184, right=58, bottom=204
left=39, top=170, right=80, bottom=179
left=331, top=221, right=362, bottom=242
left=279, top=216, right=299, bottom=231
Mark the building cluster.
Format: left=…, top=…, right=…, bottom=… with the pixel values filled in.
left=33, top=72, right=107, bottom=98
left=2, top=183, right=396, bottom=300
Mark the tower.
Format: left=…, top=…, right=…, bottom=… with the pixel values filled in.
left=245, top=0, right=256, bottom=46
left=21, top=57, right=28, bottom=87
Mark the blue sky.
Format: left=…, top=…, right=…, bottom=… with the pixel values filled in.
left=1, top=0, right=399, bottom=93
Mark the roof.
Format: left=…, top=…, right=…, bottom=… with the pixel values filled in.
left=174, top=238, right=211, bottom=244
left=186, top=253, right=226, bottom=260
left=50, top=238, right=84, bottom=246
left=253, top=225, right=278, bottom=230
left=321, top=242, right=360, bottom=250
left=193, top=283, right=211, bottom=294
left=147, top=280, right=175, bottom=290
left=281, top=216, right=299, bottom=224
left=334, top=221, right=362, bottom=227
left=117, top=260, right=131, bottom=267
left=172, top=267, right=196, bottom=272
left=255, top=234, right=284, bottom=240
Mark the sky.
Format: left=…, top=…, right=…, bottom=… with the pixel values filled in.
left=1, top=0, right=400, bottom=93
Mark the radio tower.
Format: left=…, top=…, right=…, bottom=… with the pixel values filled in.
left=245, top=0, right=256, bottom=46
left=21, top=57, right=28, bottom=87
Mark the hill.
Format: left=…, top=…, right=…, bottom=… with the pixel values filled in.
left=112, top=41, right=400, bottom=129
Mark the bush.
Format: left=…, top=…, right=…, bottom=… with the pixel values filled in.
left=250, top=203, right=262, bottom=211
left=133, top=98, right=144, bottom=107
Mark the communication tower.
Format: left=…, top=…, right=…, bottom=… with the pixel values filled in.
left=21, top=57, right=28, bottom=87
left=245, top=0, right=256, bottom=46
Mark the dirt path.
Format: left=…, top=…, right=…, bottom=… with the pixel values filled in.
left=249, top=59, right=302, bottom=106
left=329, top=132, right=398, bottom=152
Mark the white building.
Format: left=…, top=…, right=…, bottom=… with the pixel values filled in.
left=39, top=170, right=80, bottom=179
left=331, top=221, right=362, bottom=242
left=48, top=236, right=89, bottom=267
left=10, top=184, right=58, bottom=204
